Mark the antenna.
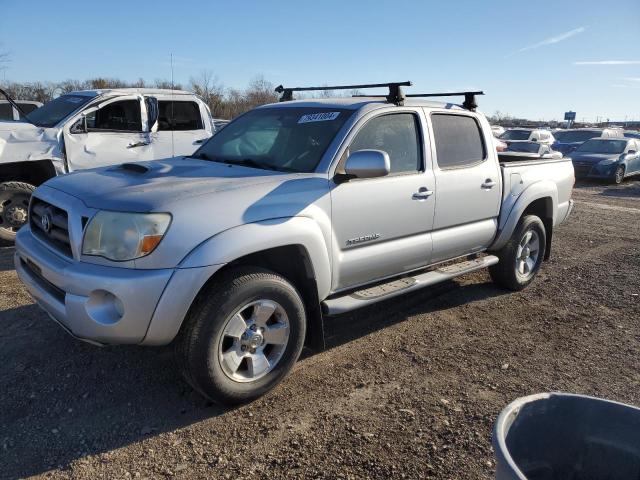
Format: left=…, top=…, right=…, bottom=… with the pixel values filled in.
left=170, top=53, right=175, bottom=157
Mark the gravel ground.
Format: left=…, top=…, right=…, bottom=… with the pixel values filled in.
left=1, top=179, right=639, bottom=480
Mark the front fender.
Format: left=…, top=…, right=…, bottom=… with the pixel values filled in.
left=490, top=180, right=558, bottom=251
left=179, top=216, right=332, bottom=300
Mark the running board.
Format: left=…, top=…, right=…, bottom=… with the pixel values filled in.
left=321, top=255, right=499, bottom=315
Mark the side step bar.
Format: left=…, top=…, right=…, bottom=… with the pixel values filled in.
left=321, top=255, right=499, bottom=315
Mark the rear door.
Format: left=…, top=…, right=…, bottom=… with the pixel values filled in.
left=151, top=99, right=212, bottom=158
left=330, top=109, right=436, bottom=291
left=427, top=111, right=501, bottom=263
left=63, top=95, right=154, bottom=170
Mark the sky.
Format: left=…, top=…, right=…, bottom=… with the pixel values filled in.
left=1, top=0, right=639, bottom=122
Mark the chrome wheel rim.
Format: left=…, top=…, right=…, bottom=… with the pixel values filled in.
left=0, top=193, right=30, bottom=233
left=515, top=229, right=540, bottom=280
left=615, top=167, right=624, bottom=183
left=218, top=299, right=290, bottom=383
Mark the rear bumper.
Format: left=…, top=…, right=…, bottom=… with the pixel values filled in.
left=15, top=227, right=223, bottom=346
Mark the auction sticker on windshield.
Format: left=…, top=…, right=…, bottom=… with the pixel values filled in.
left=298, top=112, right=341, bottom=124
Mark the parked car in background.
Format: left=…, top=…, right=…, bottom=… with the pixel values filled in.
left=623, top=130, right=640, bottom=140
left=500, top=128, right=555, bottom=146
left=491, top=125, right=505, bottom=137
left=571, top=137, right=640, bottom=184
left=14, top=83, right=574, bottom=405
left=0, top=88, right=214, bottom=241
left=213, top=118, right=230, bottom=131
left=498, top=142, right=563, bottom=162
left=0, top=99, right=43, bottom=121
left=552, top=128, right=623, bottom=156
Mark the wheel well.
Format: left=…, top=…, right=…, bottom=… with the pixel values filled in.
left=523, top=198, right=553, bottom=260
left=207, top=245, right=325, bottom=351
left=0, top=160, right=57, bottom=186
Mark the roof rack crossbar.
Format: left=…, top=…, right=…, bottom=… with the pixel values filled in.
left=275, top=81, right=412, bottom=105
left=405, top=91, right=485, bottom=111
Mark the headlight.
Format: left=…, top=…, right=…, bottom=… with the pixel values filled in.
left=82, top=211, right=171, bottom=261
left=598, top=159, right=617, bottom=166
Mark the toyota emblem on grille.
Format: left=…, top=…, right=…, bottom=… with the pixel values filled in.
left=41, top=212, right=52, bottom=233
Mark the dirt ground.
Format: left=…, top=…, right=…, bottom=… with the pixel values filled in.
left=1, top=179, right=639, bottom=480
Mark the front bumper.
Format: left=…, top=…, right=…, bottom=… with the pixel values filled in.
left=15, top=227, right=222, bottom=346
left=572, top=162, right=618, bottom=180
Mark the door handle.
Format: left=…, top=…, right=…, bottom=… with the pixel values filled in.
left=481, top=179, right=496, bottom=189
left=127, top=141, right=150, bottom=149
left=412, top=187, right=434, bottom=200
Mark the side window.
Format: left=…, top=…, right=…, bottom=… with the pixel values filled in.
left=157, top=101, right=203, bottom=131
left=349, top=113, right=421, bottom=174
left=17, top=103, right=39, bottom=118
left=86, top=100, right=142, bottom=132
left=431, top=114, right=486, bottom=169
left=0, top=103, right=13, bottom=120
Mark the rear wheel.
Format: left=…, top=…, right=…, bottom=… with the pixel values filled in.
left=489, top=215, right=546, bottom=291
left=613, top=165, right=625, bottom=184
left=0, top=182, right=35, bottom=242
left=175, top=267, right=306, bottom=405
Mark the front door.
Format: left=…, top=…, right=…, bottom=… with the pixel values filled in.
left=64, top=95, right=153, bottom=171
left=151, top=99, right=212, bottom=158
left=428, top=112, right=502, bottom=263
left=331, top=111, right=436, bottom=291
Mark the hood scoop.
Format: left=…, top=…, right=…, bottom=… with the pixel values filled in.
left=117, top=162, right=151, bottom=174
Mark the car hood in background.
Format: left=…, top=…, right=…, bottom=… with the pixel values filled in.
left=0, top=122, right=63, bottom=164
left=570, top=153, right=619, bottom=165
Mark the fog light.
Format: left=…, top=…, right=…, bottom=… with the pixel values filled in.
left=85, top=290, right=124, bottom=325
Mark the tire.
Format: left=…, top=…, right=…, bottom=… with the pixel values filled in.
left=0, top=182, right=36, bottom=243
left=613, top=165, right=625, bottom=185
left=489, top=215, right=546, bottom=291
left=175, top=267, right=306, bottom=405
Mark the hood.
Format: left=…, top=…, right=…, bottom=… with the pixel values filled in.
left=570, top=153, right=619, bottom=164
left=44, top=157, right=300, bottom=210
left=0, top=122, right=63, bottom=163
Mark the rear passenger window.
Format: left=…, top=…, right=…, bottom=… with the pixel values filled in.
left=158, top=101, right=203, bottom=131
left=431, top=114, right=486, bottom=168
left=0, top=103, right=13, bottom=120
left=349, top=113, right=421, bottom=173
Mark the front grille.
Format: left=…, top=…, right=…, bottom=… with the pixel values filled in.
left=30, top=198, right=72, bottom=257
left=573, top=166, right=592, bottom=177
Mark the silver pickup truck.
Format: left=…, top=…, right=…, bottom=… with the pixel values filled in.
left=15, top=82, right=574, bottom=405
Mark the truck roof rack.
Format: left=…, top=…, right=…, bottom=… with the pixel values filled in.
left=275, top=81, right=412, bottom=105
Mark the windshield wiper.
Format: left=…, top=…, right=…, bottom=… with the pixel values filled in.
left=220, top=158, right=282, bottom=171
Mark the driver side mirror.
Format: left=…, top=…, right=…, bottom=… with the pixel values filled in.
left=70, top=116, right=87, bottom=134
left=342, top=149, right=390, bottom=180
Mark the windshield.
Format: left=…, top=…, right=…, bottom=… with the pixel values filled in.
left=506, top=142, right=540, bottom=153
left=192, top=107, right=353, bottom=172
left=576, top=139, right=627, bottom=154
left=500, top=130, right=530, bottom=140
left=26, top=94, right=93, bottom=128
left=553, top=130, right=600, bottom=143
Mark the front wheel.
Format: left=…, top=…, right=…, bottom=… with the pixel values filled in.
left=489, top=215, right=546, bottom=291
left=613, top=165, right=625, bottom=185
left=175, top=267, right=306, bottom=405
left=0, top=182, right=36, bottom=242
